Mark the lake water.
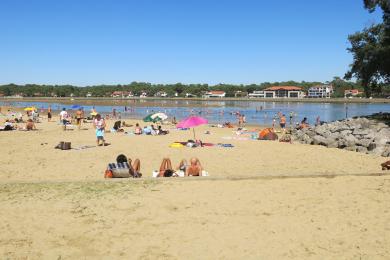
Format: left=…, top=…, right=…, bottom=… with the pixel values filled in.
left=1, top=99, right=389, bottom=125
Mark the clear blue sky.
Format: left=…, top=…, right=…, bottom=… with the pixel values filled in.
left=0, top=0, right=383, bottom=86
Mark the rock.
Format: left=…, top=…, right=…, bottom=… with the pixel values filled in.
left=356, top=146, right=368, bottom=153
left=374, top=134, right=390, bottom=146
left=338, top=139, right=347, bottom=149
left=340, top=130, right=352, bottom=136
left=302, top=134, right=313, bottom=144
left=344, top=146, right=357, bottom=152
left=358, top=138, right=372, bottom=148
left=344, top=134, right=358, bottom=147
left=352, top=129, right=370, bottom=136
left=312, top=135, right=328, bottom=146
left=368, top=142, right=376, bottom=151
left=327, top=141, right=339, bottom=148
left=382, top=146, right=390, bottom=157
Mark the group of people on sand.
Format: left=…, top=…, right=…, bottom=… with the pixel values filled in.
left=105, top=155, right=205, bottom=178
left=1, top=118, right=36, bottom=131
left=134, top=123, right=169, bottom=135
left=59, top=108, right=85, bottom=130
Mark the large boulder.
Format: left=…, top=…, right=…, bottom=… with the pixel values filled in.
left=344, top=134, right=358, bottom=147
left=368, top=142, right=376, bottom=151
left=358, top=138, right=372, bottom=148
left=356, top=146, right=368, bottom=153
left=312, top=135, right=328, bottom=146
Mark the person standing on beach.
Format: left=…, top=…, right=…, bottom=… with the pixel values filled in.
left=280, top=114, right=286, bottom=132
left=93, top=114, right=106, bottom=146
left=289, top=111, right=294, bottom=126
left=47, top=106, right=52, bottom=122
left=59, top=108, right=68, bottom=130
left=76, top=108, right=84, bottom=130
left=112, top=108, right=117, bottom=119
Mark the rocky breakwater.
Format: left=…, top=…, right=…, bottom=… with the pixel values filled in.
left=292, top=117, right=390, bottom=157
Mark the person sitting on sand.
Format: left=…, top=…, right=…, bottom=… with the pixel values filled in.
left=172, top=117, right=177, bottom=125
left=134, top=123, right=142, bottom=135
left=298, top=117, right=309, bottom=129
left=157, top=125, right=169, bottom=135
left=25, top=119, right=36, bottom=131
left=113, top=121, right=124, bottom=132
left=186, top=157, right=203, bottom=176
left=105, top=154, right=141, bottom=178
left=143, top=126, right=152, bottom=135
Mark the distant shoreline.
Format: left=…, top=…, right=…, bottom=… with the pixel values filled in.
left=1, top=96, right=390, bottom=105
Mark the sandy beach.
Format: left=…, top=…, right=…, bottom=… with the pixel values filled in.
left=0, top=108, right=389, bottom=259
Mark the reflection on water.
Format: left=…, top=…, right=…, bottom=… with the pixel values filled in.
left=1, top=100, right=389, bottom=125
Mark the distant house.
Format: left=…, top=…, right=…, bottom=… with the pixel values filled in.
left=139, top=92, right=147, bottom=98
left=111, top=91, right=133, bottom=98
left=185, top=93, right=197, bottom=98
left=308, top=85, right=333, bottom=98
left=33, top=92, right=43, bottom=97
left=203, top=91, right=226, bottom=98
left=86, top=92, right=92, bottom=97
left=263, top=86, right=304, bottom=98
left=344, top=89, right=361, bottom=98
left=154, top=91, right=168, bottom=97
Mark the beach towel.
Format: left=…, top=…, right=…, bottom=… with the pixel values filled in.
left=169, top=142, right=184, bottom=148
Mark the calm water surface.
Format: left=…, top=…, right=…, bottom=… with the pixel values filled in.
left=1, top=99, right=389, bottom=125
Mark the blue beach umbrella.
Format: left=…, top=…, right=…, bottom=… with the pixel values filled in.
left=71, top=105, right=83, bottom=110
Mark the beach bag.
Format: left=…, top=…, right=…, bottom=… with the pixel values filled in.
left=108, top=162, right=131, bottom=178
left=55, top=141, right=71, bottom=150
left=104, top=170, right=113, bottom=178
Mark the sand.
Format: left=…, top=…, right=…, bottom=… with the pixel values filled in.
left=0, top=110, right=389, bottom=259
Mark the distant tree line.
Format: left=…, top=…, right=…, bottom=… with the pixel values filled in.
left=1, top=78, right=387, bottom=98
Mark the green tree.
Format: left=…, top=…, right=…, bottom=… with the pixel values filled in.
left=345, top=0, right=390, bottom=97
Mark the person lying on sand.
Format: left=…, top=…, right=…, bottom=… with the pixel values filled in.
left=158, top=158, right=175, bottom=177
left=1, top=120, right=17, bottom=131
left=121, top=121, right=133, bottom=127
left=381, top=160, right=390, bottom=170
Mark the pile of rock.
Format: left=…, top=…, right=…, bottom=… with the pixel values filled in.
left=292, top=117, right=390, bottom=157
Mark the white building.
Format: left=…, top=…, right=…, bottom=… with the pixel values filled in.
left=203, top=91, right=226, bottom=98
left=248, top=91, right=274, bottom=98
left=185, top=93, right=196, bottom=98
left=308, top=85, right=333, bottom=98
left=249, top=87, right=304, bottom=98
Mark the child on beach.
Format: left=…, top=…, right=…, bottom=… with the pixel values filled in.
left=93, top=114, right=106, bottom=146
